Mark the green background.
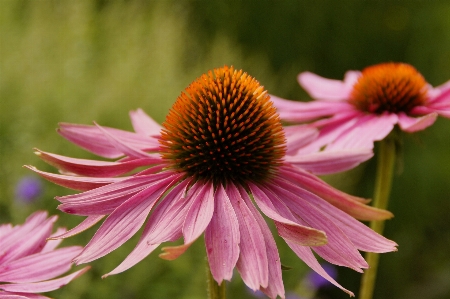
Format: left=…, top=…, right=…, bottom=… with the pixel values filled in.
left=1, top=1, right=449, bottom=298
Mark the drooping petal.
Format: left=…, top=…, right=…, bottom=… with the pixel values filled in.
left=103, top=180, right=190, bottom=276
left=262, top=183, right=368, bottom=272
left=283, top=125, right=318, bottom=155
left=285, top=241, right=354, bottom=296
left=129, top=109, right=162, bottom=137
left=0, top=293, right=49, bottom=299
left=35, top=149, right=161, bottom=178
left=272, top=177, right=397, bottom=253
left=227, top=184, right=269, bottom=290
left=94, top=122, right=154, bottom=159
left=285, top=148, right=373, bottom=175
left=326, top=113, right=398, bottom=151
left=0, top=247, right=81, bottom=283
left=25, top=166, right=124, bottom=191
left=270, top=96, right=353, bottom=123
left=58, top=123, right=159, bottom=159
left=249, top=183, right=327, bottom=246
left=205, top=184, right=240, bottom=284
left=238, top=185, right=285, bottom=299
left=0, top=267, right=90, bottom=294
left=297, top=71, right=356, bottom=101
left=49, top=216, right=105, bottom=240
left=397, top=112, right=438, bottom=132
left=158, top=181, right=215, bottom=261
left=280, top=166, right=393, bottom=221
left=74, top=173, right=181, bottom=264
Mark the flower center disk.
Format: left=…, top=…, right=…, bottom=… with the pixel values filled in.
left=349, top=63, right=428, bottom=114
left=160, top=66, right=286, bottom=185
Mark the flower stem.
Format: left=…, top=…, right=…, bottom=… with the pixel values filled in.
left=359, top=135, right=397, bottom=299
left=206, top=260, right=226, bottom=299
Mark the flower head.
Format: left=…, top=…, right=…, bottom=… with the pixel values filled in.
left=28, top=66, right=396, bottom=298
left=0, top=211, right=89, bottom=299
left=271, top=62, right=450, bottom=151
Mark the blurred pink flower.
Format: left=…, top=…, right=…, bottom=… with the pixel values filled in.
left=0, top=211, right=89, bottom=299
left=271, top=63, right=450, bottom=152
left=28, top=66, right=396, bottom=298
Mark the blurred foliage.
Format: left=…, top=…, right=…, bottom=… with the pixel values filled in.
left=1, top=1, right=450, bottom=299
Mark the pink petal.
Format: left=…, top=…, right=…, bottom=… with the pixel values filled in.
left=103, top=180, right=190, bottom=276
left=94, top=122, right=154, bottom=159
left=285, top=242, right=354, bottom=296
left=129, top=109, right=162, bottom=137
left=0, top=267, right=89, bottom=293
left=238, top=185, right=285, bottom=299
left=74, top=174, right=180, bottom=264
left=182, top=181, right=215, bottom=244
left=41, top=228, right=66, bottom=252
left=285, top=148, right=373, bottom=175
left=0, top=293, right=50, bottom=299
left=270, top=96, right=353, bottom=123
left=25, top=166, right=124, bottom=191
left=326, top=113, right=398, bottom=151
left=280, top=166, right=393, bottom=221
left=49, top=216, right=105, bottom=240
left=265, top=181, right=368, bottom=272
left=35, top=149, right=162, bottom=178
left=0, top=216, right=56, bottom=266
left=205, top=184, right=240, bottom=284
left=249, top=183, right=327, bottom=246
left=274, top=178, right=396, bottom=253
left=283, top=125, right=318, bottom=155
left=397, top=112, right=438, bottom=132
left=0, top=247, right=81, bottom=283
left=297, top=71, right=355, bottom=101
left=226, top=184, right=269, bottom=290
left=58, top=123, right=159, bottom=159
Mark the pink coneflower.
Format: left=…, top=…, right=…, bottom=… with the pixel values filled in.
left=0, top=211, right=89, bottom=299
left=271, top=63, right=450, bottom=152
left=28, top=66, right=396, bottom=298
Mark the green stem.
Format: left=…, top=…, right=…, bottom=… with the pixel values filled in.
left=359, top=135, right=397, bottom=299
left=206, top=261, right=226, bottom=299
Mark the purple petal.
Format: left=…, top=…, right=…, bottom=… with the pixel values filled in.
left=129, top=109, right=162, bottom=137
left=227, top=184, right=269, bottom=290
left=205, top=184, right=240, bottom=284
left=0, top=267, right=89, bottom=293
left=297, top=71, right=355, bottom=101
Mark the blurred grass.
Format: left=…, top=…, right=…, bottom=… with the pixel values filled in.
left=1, top=1, right=450, bottom=299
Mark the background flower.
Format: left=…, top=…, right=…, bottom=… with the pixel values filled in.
left=271, top=63, right=450, bottom=152
left=15, top=176, right=43, bottom=204
left=0, top=211, right=89, bottom=299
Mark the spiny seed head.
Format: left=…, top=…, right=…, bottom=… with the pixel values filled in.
left=349, top=62, right=428, bottom=114
left=160, top=66, right=286, bottom=185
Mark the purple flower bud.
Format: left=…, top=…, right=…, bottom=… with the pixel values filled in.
left=15, top=176, right=43, bottom=203
left=306, top=263, right=338, bottom=290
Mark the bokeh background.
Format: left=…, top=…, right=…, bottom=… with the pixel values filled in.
left=1, top=1, right=450, bottom=298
